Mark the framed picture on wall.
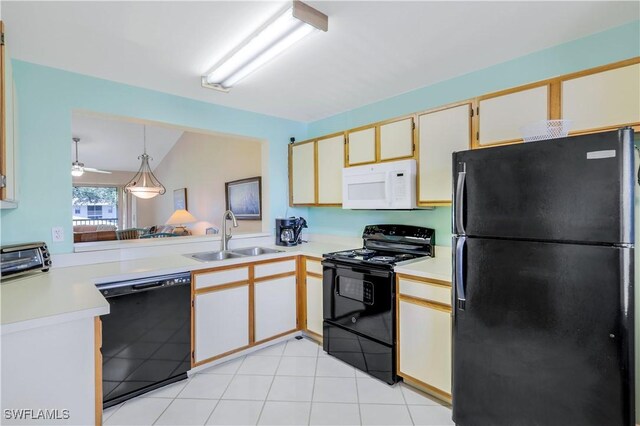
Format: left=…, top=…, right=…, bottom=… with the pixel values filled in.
left=173, top=188, right=188, bottom=210
left=225, top=177, right=262, bottom=220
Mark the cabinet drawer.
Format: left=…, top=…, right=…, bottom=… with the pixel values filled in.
left=194, top=266, right=249, bottom=290
left=306, top=259, right=323, bottom=275
left=398, top=277, right=451, bottom=306
left=255, top=259, right=296, bottom=279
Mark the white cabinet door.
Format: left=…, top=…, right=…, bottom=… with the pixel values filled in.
left=347, top=127, right=376, bottom=165
left=317, top=135, right=344, bottom=204
left=255, top=276, right=297, bottom=342
left=418, top=104, right=470, bottom=204
left=478, top=85, right=548, bottom=146
left=305, top=275, right=323, bottom=336
left=562, top=63, right=640, bottom=133
left=194, top=286, right=249, bottom=363
left=380, top=118, right=414, bottom=160
left=399, top=300, right=451, bottom=395
left=291, top=142, right=316, bottom=204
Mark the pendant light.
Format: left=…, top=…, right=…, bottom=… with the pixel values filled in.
left=124, top=125, right=166, bottom=199
left=71, top=137, right=85, bottom=177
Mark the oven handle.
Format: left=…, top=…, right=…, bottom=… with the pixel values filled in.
left=323, top=262, right=393, bottom=279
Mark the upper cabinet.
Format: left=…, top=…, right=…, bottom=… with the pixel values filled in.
left=289, top=141, right=316, bottom=205
left=316, top=134, right=344, bottom=205
left=289, top=57, right=640, bottom=209
left=1, top=21, right=18, bottom=208
left=290, top=133, right=346, bottom=207
left=476, top=84, right=549, bottom=147
left=379, top=117, right=415, bottom=161
left=561, top=62, right=640, bottom=134
left=418, top=103, right=471, bottom=205
left=347, top=126, right=376, bottom=166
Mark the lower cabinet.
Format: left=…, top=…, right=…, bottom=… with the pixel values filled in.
left=192, top=257, right=299, bottom=367
left=397, top=275, right=452, bottom=402
left=305, top=275, right=323, bottom=336
left=194, top=285, right=250, bottom=364
left=255, top=276, right=297, bottom=342
left=304, top=258, right=324, bottom=338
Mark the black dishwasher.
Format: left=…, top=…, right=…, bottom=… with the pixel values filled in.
left=97, top=272, right=191, bottom=408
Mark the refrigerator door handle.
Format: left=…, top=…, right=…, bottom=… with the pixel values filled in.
left=455, top=164, right=466, bottom=235
left=455, top=236, right=466, bottom=310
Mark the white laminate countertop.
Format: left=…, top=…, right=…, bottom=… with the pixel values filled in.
left=0, top=240, right=451, bottom=335
left=394, top=246, right=453, bottom=282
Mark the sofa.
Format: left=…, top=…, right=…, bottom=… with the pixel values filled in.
left=73, top=224, right=117, bottom=243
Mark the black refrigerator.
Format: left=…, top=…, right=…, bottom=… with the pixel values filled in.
left=451, top=128, right=635, bottom=426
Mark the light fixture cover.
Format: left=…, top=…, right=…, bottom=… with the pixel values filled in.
left=71, top=162, right=85, bottom=177
left=202, top=0, right=327, bottom=91
left=166, top=209, right=197, bottom=225
left=124, top=127, right=166, bottom=199
left=71, top=137, right=85, bottom=177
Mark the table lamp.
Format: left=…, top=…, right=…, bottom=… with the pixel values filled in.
left=165, top=209, right=197, bottom=235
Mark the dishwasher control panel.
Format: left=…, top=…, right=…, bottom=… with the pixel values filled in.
left=97, top=272, right=192, bottom=298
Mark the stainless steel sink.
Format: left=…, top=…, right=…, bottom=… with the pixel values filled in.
left=189, top=251, right=246, bottom=262
left=231, top=247, right=283, bottom=256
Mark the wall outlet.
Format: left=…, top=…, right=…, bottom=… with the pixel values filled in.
left=51, top=226, right=64, bottom=242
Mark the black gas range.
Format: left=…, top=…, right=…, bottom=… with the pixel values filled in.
left=321, top=224, right=435, bottom=384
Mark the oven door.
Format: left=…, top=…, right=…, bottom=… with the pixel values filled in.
left=322, top=260, right=394, bottom=345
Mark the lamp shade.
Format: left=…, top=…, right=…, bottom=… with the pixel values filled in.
left=165, top=209, right=197, bottom=225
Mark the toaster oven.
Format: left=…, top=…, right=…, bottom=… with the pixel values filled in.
left=1, top=242, right=52, bottom=279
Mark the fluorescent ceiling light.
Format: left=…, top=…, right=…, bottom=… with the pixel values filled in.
left=203, top=1, right=327, bottom=91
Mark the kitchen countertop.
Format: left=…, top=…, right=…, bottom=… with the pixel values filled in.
left=394, top=246, right=453, bottom=283
left=0, top=240, right=450, bottom=335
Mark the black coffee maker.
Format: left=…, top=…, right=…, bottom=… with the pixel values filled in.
left=275, top=217, right=307, bottom=246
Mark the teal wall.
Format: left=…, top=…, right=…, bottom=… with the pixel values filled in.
left=305, top=20, right=640, bottom=246
left=0, top=62, right=307, bottom=253
left=2, top=21, right=639, bottom=252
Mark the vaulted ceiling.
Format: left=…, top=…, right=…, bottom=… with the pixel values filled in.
left=4, top=1, right=639, bottom=121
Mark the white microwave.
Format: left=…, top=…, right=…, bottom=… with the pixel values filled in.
left=342, top=159, right=417, bottom=209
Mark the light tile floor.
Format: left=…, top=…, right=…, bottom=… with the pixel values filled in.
left=103, top=337, right=454, bottom=425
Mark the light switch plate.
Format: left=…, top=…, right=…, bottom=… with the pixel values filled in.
left=51, top=226, right=64, bottom=242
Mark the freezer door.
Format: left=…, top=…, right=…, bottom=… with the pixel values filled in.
left=452, top=129, right=634, bottom=244
left=452, top=237, right=634, bottom=426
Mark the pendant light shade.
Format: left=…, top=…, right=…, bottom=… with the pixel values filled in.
left=124, top=126, right=165, bottom=199
left=71, top=137, right=85, bottom=177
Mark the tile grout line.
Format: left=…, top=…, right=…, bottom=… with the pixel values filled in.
left=202, top=355, right=248, bottom=425
left=306, top=342, right=321, bottom=425
left=354, top=369, right=363, bottom=426
left=102, top=402, right=124, bottom=424
left=255, top=343, right=287, bottom=425
left=399, top=383, right=417, bottom=426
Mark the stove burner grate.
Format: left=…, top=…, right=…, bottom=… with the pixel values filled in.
left=336, top=251, right=356, bottom=257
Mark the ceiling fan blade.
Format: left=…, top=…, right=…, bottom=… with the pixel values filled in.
left=84, top=167, right=112, bottom=174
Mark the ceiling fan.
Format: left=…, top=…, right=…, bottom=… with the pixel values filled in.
left=71, top=137, right=112, bottom=176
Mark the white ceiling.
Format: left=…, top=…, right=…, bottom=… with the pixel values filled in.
left=4, top=1, right=639, bottom=122
left=72, top=113, right=184, bottom=172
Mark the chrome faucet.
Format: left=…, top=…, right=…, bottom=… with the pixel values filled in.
left=221, top=210, right=238, bottom=251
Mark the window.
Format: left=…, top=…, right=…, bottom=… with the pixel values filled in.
left=72, top=186, right=118, bottom=226
left=87, top=205, right=103, bottom=219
